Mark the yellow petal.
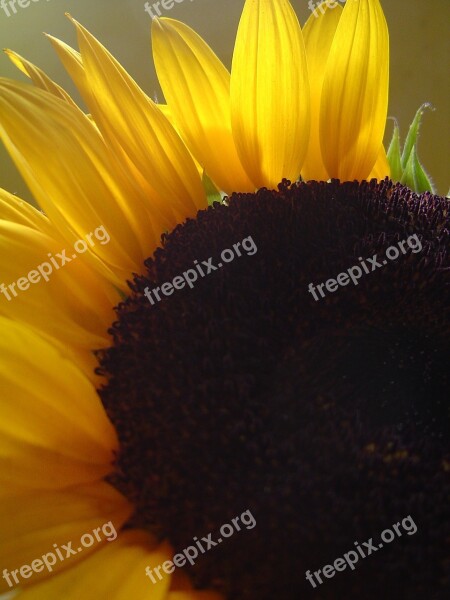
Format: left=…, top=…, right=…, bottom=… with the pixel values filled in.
left=368, top=143, right=390, bottom=180
left=13, top=529, right=223, bottom=599
left=0, top=219, right=116, bottom=349
left=4, top=49, right=79, bottom=109
left=69, top=17, right=206, bottom=218
left=0, top=317, right=117, bottom=490
left=0, top=188, right=53, bottom=233
left=320, top=0, right=389, bottom=180
left=0, top=79, right=156, bottom=287
left=0, top=190, right=109, bottom=380
left=12, top=530, right=172, bottom=599
left=46, top=34, right=172, bottom=217
left=44, top=34, right=88, bottom=105
left=46, top=29, right=206, bottom=251
left=301, top=2, right=343, bottom=181
left=230, top=0, right=310, bottom=189
left=152, top=17, right=254, bottom=195
left=0, top=482, right=132, bottom=593
left=154, top=104, right=204, bottom=180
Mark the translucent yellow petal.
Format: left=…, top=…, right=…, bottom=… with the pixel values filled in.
left=157, top=103, right=175, bottom=123
left=0, top=189, right=113, bottom=381
left=320, top=0, right=389, bottom=180
left=0, top=79, right=156, bottom=287
left=0, top=219, right=116, bottom=349
left=69, top=17, right=206, bottom=218
left=0, top=482, right=132, bottom=593
left=301, top=2, right=342, bottom=181
left=13, top=529, right=223, bottom=599
left=0, top=317, right=117, bottom=490
left=0, top=188, right=52, bottom=233
left=44, top=34, right=88, bottom=104
left=46, top=31, right=202, bottom=241
left=230, top=0, right=310, bottom=189
left=152, top=17, right=254, bottom=195
left=368, top=143, right=390, bottom=180
left=4, top=49, right=79, bottom=109
left=12, top=530, right=171, bottom=599
left=45, top=36, right=102, bottom=133
left=152, top=103, right=203, bottom=180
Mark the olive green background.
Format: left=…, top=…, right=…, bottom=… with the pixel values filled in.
left=0, top=0, right=448, bottom=201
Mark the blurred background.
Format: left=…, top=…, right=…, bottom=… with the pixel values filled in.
left=0, top=0, right=448, bottom=202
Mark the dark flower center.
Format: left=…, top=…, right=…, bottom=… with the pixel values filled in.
left=97, top=180, right=450, bottom=600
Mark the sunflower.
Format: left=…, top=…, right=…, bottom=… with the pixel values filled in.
left=0, top=1, right=448, bottom=600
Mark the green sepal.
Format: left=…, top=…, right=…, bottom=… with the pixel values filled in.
left=202, top=171, right=223, bottom=206
left=386, top=119, right=402, bottom=182
left=400, top=146, right=435, bottom=194
left=401, top=103, right=432, bottom=169
left=386, top=103, right=435, bottom=194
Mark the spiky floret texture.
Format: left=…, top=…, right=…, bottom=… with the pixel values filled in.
left=98, top=180, right=449, bottom=600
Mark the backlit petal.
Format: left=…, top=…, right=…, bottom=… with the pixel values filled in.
left=320, top=0, right=389, bottom=180
left=0, top=189, right=109, bottom=379
left=44, top=34, right=88, bottom=105
left=152, top=17, right=254, bottom=194
left=4, top=49, right=79, bottom=109
left=69, top=17, right=206, bottom=219
left=0, top=219, right=116, bottom=349
left=0, top=79, right=155, bottom=288
left=46, top=33, right=186, bottom=226
left=230, top=0, right=310, bottom=189
left=368, top=144, right=390, bottom=180
left=0, top=188, right=52, bottom=233
left=301, top=2, right=342, bottom=181
left=0, top=317, right=117, bottom=490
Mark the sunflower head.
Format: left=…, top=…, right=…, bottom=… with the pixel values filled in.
left=97, top=178, right=450, bottom=599
left=0, top=1, right=447, bottom=600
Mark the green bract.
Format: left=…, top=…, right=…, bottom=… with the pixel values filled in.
left=387, top=104, right=435, bottom=194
